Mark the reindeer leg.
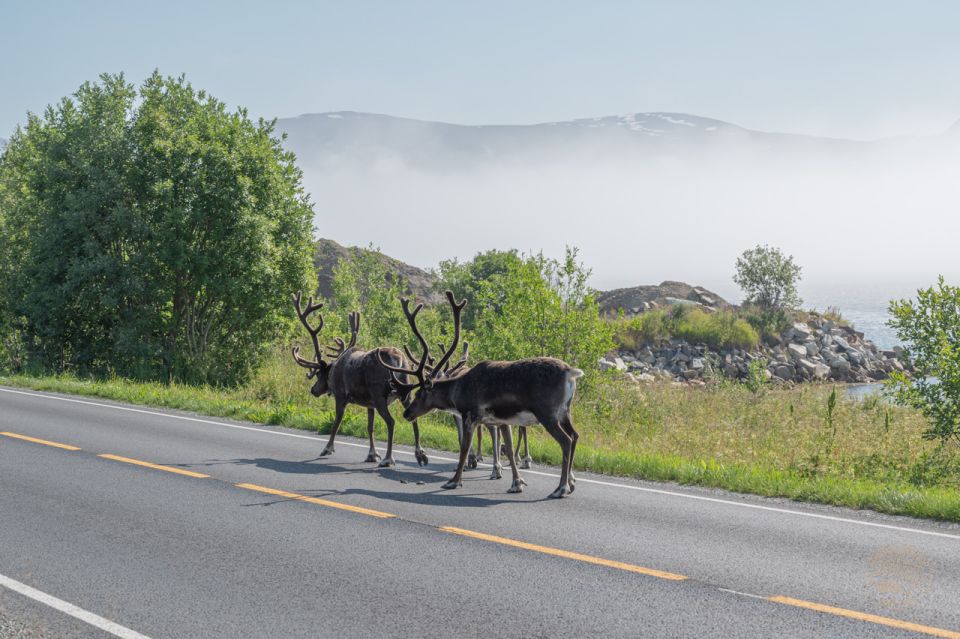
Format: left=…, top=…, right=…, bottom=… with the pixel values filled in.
left=400, top=395, right=428, bottom=466
left=488, top=425, right=502, bottom=480
left=320, top=399, right=346, bottom=456
left=540, top=418, right=572, bottom=498
left=443, top=418, right=476, bottom=489
left=411, top=418, right=428, bottom=466
left=561, top=414, right=578, bottom=493
left=468, top=425, right=482, bottom=469
left=518, top=426, right=532, bottom=469
left=374, top=402, right=397, bottom=468
left=364, top=408, right=381, bottom=462
left=500, top=425, right=526, bottom=493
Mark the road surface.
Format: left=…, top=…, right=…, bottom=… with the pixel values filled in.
left=1, top=385, right=959, bottom=638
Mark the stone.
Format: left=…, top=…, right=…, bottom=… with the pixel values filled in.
left=791, top=322, right=813, bottom=340
left=682, top=369, right=700, bottom=380
left=691, top=358, right=704, bottom=371
left=805, top=342, right=819, bottom=357
left=773, top=365, right=794, bottom=380
left=787, top=343, right=808, bottom=360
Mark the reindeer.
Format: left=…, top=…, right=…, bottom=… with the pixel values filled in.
left=380, top=291, right=584, bottom=498
left=290, top=292, right=429, bottom=467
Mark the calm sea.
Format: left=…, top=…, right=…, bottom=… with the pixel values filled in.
left=799, top=280, right=937, bottom=351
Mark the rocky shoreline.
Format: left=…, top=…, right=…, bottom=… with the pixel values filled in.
left=603, top=315, right=908, bottom=385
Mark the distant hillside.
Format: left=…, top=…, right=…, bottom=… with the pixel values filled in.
left=275, top=110, right=866, bottom=172
left=313, top=238, right=442, bottom=304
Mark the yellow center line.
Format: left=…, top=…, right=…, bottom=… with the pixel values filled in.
left=769, top=596, right=960, bottom=639
left=234, top=483, right=396, bottom=519
left=1, top=431, right=81, bottom=451
left=439, top=526, right=687, bottom=581
left=97, top=454, right=209, bottom=478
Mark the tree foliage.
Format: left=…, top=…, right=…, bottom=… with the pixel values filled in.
left=887, top=277, right=960, bottom=445
left=0, top=72, right=315, bottom=384
left=734, top=245, right=802, bottom=311
left=467, top=247, right=614, bottom=373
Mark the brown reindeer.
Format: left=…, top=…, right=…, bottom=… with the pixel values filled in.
left=380, top=292, right=584, bottom=498
left=290, top=292, right=428, bottom=467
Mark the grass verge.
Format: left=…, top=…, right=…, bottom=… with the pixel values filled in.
left=2, top=362, right=959, bottom=523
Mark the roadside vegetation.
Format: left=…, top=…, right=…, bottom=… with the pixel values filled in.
left=2, top=74, right=958, bottom=521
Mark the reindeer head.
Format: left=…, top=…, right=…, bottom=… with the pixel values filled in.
left=378, top=291, right=467, bottom=420
left=290, top=292, right=361, bottom=397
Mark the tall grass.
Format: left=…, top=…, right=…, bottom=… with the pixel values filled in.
left=3, top=349, right=959, bottom=521
left=616, top=307, right=759, bottom=350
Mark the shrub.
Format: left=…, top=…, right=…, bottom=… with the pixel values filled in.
left=615, top=307, right=759, bottom=351
left=886, top=276, right=960, bottom=445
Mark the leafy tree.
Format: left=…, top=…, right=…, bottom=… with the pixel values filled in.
left=434, top=249, right=522, bottom=331
left=886, top=277, right=960, bottom=445
left=0, top=72, right=315, bottom=384
left=472, top=247, right=613, bottom=373
left=734, top=244, right=802, bottom=336
left=328, top=245, right=454, bottom=355
left=734, top=245, right=802, bottom=311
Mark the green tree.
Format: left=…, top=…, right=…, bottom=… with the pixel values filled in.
left=886, top=277, right=960, bottom=445
left=329, top=245, right=411, bottom=349
left=734, top=244, right=802, bottom=335
left=0, top=72, right=315, bottom=383
left=435, top=249, right=522, bottom=331
left=472, top=247, right=613, bottom=373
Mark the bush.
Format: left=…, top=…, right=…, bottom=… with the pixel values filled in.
left=464, top=247, right=614, bottom=373
left=615, top=307, right=759, bottom=351
left=886, top=277, right=960, bottom=445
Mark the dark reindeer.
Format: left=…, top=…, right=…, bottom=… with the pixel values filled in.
left=380, top=292, right=584, bottom=498
left=290, top=292, right=429, bottom=467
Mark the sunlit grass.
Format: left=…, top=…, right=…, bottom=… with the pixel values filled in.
left=3, top=350, right=959, bottom=521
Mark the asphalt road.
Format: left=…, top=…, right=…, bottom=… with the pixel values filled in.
left=1, top=386, right=959, bottom=638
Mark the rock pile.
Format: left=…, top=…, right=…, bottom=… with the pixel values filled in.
left=602, top=317, right=908, bottom=384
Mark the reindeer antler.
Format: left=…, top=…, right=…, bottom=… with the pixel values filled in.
left=430, top=291, right=467, bottom=379
left=377, top=298, right=430, bottom=387
left=291, top=292, right=325, bottom=372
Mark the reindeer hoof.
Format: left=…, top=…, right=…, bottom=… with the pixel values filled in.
left=520, top=458, right=532, bottom=470
left=467, top=455, right=478, bottom=469
left=364, top=451, right=381, bottom=463
left=378, top=458, right=395, bottom=468
left=489, top=464, right=502, bottom=480
left=508, top=478, right=525, bottom=493
left=415, top=450, right=429, bottom=466
left=549, top=485, right=570, bottom=499
left=319, top=446, right=335, bottom=457
left=442, top=479, right=462, bottom=490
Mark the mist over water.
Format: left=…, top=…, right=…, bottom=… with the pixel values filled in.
left=292, top=116, right=960, bottom=347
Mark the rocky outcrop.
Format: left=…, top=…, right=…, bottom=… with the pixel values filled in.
left=597, top=281, right=732, bottom=316
left=604, top=315, right=908, bottom=385
left=313, top=238, right=442, bottom=304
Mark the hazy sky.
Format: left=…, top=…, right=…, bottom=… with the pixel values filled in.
left=3, top=0, right=960, bottom=139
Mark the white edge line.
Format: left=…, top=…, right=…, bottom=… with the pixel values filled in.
left=2, top=385, right=959, bottom=542
left=718, top=587, right=768, bottom=601
left=0, top=573, right=152, bottom=639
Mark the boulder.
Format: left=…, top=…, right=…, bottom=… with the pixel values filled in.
left=787, top=343, right=808, bottom=360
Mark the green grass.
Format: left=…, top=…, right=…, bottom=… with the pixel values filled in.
left=3, top=351, right=959, bottom=522
left=616, top=307, right=759, bottom=350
